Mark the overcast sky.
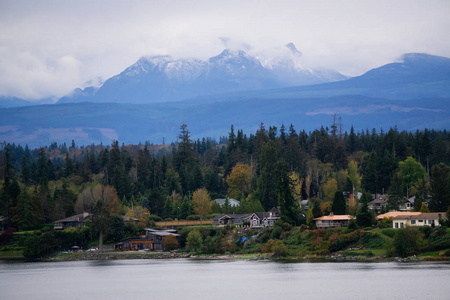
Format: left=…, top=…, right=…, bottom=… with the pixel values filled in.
left=1, top=0, right=449, bottom=100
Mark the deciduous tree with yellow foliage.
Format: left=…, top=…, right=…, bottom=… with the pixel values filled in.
left=192, top=188, right=212, bottom=225
left=226, top=163, right=252, bottom=199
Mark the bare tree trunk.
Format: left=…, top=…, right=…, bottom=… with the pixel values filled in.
left=99, top=228, right=104, bottom=253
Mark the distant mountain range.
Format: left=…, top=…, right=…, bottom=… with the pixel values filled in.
left=0, top=50, right=449, bottom=148
left=58, top=44, right=347, bottom=104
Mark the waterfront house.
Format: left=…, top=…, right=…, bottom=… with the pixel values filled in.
left=392, top=212, right=447, bottom=228
left=54, top=212, right=91, bottom=230
left=212, top=207, right=280, bottom=228
left=212, top=213, right=252, bottom=226
left=116, top=236, right=153, bottom=251
left=144, top=228, right=180, bottom=250
left=376, top=211, right=422, bottom=220
left=117, top=228, right=180, bottom=251
left=314, top=213, right=355, bottom=228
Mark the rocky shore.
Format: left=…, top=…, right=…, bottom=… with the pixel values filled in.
left=44, top=251, right=193, bottom=262
left=24, top=250, right=450, bottom=263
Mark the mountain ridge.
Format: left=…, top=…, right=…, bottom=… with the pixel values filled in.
left=57, top=46, right=347, bottom=104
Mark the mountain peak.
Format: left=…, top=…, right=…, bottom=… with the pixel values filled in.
left=209, top=49, right=253, bottom=63
left=285, top=43, right=302, bottom=56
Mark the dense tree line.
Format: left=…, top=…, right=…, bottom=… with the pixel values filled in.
left=0, top=121, right=449, bottom=231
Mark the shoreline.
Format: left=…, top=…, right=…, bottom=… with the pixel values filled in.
left=4, top=250, right=447, bottom=263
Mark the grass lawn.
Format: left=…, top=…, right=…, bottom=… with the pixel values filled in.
left=0, top=250, right=24, bottom=259
left=341, top=248, right=386, bottom=257
left=418, top=249, right=450, bottom=258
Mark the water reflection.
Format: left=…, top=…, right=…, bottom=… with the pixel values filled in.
left=1, top=260, right=449, bottom=300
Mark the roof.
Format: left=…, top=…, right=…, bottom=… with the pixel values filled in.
left=121, top=215, right=139, bottom=222
left=269, top=207, right=280, bottom=214
left=369, top=198, right=388, bottom=205
left=213, top=198, right=240, bottom=207
left=120, top=236, right=152, bottom=242
left=405, top=196, right=415, bottom=204
left=314, top=214, right=355, bottom=221
left=54, top=213, right=91, bottom=223
left=410, top=212, right=447, bottom=220
left=144, top=228, right=180, bottom=237
left=212, top=213, right=252, bottom=221
left=376, top=211, right=421, bottom=220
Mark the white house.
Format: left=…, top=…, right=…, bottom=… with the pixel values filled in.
left=392, top=212, right=447, bottom=228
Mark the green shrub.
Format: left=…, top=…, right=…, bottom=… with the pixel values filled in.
left=148, top=214, right=163, bottom=222
left=392, top=227, right=425, bottom=257
left=256, top=228, right=272, bottom=244
left=186, top=215, right=200, bottom=221
left=381, top=228, right=396, bottom=238
left=186, top=230, right=203, bottom=253
left=428, top=227, right=450, bottom=251
left=377, top=218, right=393, bottom=229
left=23, top=232, right=58, bottom=259
left=264, top=239, right=288, bottom=257
left=328, top=232, right=345, bottom=252
left=284, top=229, right=303, bottom=246
left=347, top=219, right=358, bottom=231
left=270, top=225, right=283, bottom=239
left=362, top=232, right=386, bottom=248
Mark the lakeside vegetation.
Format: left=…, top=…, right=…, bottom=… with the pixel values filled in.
left=1, top=121, right=450, bottom=260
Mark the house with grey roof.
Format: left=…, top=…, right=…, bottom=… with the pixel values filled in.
left=54, top=212, right=91, bottom=230
left=212, top=207, right=280, bottom=228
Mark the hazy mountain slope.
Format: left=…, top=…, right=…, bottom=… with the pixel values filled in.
left=0, top=96, right=34, bottom=108
left=249, top=53, right=450, bottom=100
left=1, top=96, right=448, bottom=148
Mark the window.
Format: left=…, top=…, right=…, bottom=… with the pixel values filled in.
left=411, top=220, right=416, bottom=225
left=400, top=223, right=404, bottom=228
left=429, top=220, right=434, bottom=225
left=395, top=222, right=399, bottom=228
left=419, top=220, right=423, bottom=223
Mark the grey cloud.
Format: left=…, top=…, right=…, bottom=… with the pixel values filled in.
left=1, top=0, right=449, bottom=100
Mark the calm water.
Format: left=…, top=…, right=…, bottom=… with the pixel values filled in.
left=1, top=259, right=449, bottom=300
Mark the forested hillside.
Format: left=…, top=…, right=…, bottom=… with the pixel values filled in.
left=0, top=122, right=449, bottom=231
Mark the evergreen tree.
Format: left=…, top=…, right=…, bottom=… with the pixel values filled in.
left=361, top=151, right=378, bottom=194
left=312, top=200, right=322, bottom=218
left=180, top=195, right=192, bottom=219
left=356, top=202, right=373, bottom=227
left=301, top=179, right=308, bottom=200
left=429, top=163, right=450, bottom=212
left=255, top=141, right=278, bottom=210
left=64, top=153, right=75, bottom=177
left=12, top=186, right=36, bottom=230
left=276, top=161, right=298, bottom=224
left=331, top=191, right=346, bottom=215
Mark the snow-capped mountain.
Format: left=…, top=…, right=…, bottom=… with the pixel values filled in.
left=57, top=44, right=347, bottom=104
